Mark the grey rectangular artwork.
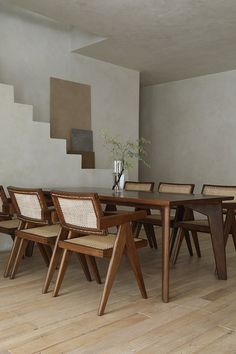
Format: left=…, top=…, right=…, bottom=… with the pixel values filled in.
left=71, top=128, right=93, bottom=152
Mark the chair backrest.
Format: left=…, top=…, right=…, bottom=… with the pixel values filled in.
left=8, top=186, right=49, bottom=224
left=158, top=182, right=194, bottom=194
left=124, top=181, right=154, bottom=192
left=202, top=184, right=236, bottom=201
left=0, top=186, right=9, bottom=215
left=51, top=191, right=104, bottom=234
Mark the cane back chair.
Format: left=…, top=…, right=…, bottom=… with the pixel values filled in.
left=45, top=191, right=148, bottom=316
left=4, top=186, right=61, bottom=279
left=0, top=185, right=19, bottom=243
left=135, top=182, right=195, bottom=253
left=124, top=181, right=155, bottom=192
left=172, top=184, right=236, bottom=264
left=0, top=185, right=10, bottom=220
left=105, top=181, right=155, bottom=248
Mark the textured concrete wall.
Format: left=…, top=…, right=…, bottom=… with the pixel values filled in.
left=0, top=4, right=139, bottom=176
left=0, top=83, right=113, bottom=250
left=140, top=70, right=236, bottom=192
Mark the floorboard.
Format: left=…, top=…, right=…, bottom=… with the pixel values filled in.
left=0, top=229, right=236, bottom=353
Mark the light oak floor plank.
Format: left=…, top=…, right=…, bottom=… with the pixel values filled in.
left=0, top=229, right=236, bottom=353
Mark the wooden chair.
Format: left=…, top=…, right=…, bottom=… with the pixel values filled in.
left=4, top=186, right=62, bottom=279
left=0, top=185, right=10, bottom=220
left=135, top=182, right=195, bottom=252
left=172, top=184, right=236, bottom=264
left=0, top=185, right=19, bottom=240
left=105, top=181, right=155, bottom=248
left=45, top=190, right=148, bottom=316
left=124, top=181, right=155, bottom=192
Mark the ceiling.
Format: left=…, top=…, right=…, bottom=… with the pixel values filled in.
left=3, top=0, right=236, bottom=86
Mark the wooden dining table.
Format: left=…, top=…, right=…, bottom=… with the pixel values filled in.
left=45, top=187, right=233, bottom=303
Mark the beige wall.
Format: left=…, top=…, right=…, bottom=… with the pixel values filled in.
left=140, top=69, right=236, bottom=192
left=0, top=3, right=139, bottom=176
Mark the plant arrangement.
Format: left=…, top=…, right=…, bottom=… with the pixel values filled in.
left=101, top=130, right=150, bottom=190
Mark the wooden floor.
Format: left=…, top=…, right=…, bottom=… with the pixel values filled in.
left=1, top=229, right=236, bottom=353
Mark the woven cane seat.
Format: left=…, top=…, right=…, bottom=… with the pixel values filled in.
left=22, top=224, right=60, bottom=238
left=65, top=234, right=145, bottom=250
left=0, top=219, right=19, bottom=229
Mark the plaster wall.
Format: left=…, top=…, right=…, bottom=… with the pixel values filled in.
left=140, top=70, right=236, bottom=192
left=0, top=4, right=139, bottom=175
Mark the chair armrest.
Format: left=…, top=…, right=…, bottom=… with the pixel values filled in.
left=99, top=210, right=147, bottom=229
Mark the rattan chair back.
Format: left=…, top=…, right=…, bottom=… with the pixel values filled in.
left=124, top=181, right=154, bottom=192
left=8, top=186, right=49, bottom=224
left=158, top=182, right=194, bottom=194
left=51, top=191, right=104, bottom=234
left=202, top=184, right=236, bottom=201
left=0, top=186, right=9, bottom=216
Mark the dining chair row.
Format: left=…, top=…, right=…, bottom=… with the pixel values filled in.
left=124, top=181, right=236, bottom=264
left=108, top=181, right=235, bottom=268
left=172, top=184, right=236, bottom=264
left=109, top=181, right=195, bottom=251
left=0, top=185, right=148, bottom=316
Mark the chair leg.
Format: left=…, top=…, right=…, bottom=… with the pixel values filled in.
left=98, top=223, right=128, bottom=316
left=231, top=221, right=236, bottom=251
left=184, top=230, right=193, bottom=256
left=42, top=227, right=68, bottom=294
left=143, top=223, right=158, bottom=249
left=87, top=256, right=102, bottom=284
left=25, top=241, right=34, bottom=257
left=223, top=209, right=233, bottom=247
left=38, top=243, right=50, bottom=267
left=10, top=238, right=28, bottom=279
left=53, top=249, right=72, bottom=297
left=191, top=231, right=201, bottom=257
left=132, top=222, right=142, bottom=237
left=77, top=254, right=92, bottom=282
left=43, top=246, right=63, bottom=294
left=4, top=236, right=21, bottom=277
left=171, top=228, right=185, bottom=264
left=44, top=244, right=53, bottom=262
left=169, top=226, right=179, bottom=257
left=226, top=211, right=236, bottom=250
left=125, top=223, right=147, bottom=299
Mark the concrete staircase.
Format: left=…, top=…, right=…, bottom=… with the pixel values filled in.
left=0, top=83, right=111, bottom=190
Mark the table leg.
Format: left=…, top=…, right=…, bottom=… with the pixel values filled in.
left=185, top=202, right=227, bottom=280
left=207, top=205, right=227, bottom=280
left=162, top=205, right=170, bottom=303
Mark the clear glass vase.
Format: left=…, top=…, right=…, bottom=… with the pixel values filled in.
left=112, top=160, right=125, bottom=190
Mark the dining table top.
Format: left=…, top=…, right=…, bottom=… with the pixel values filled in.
left=44, top=187, right=234, bottom=208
